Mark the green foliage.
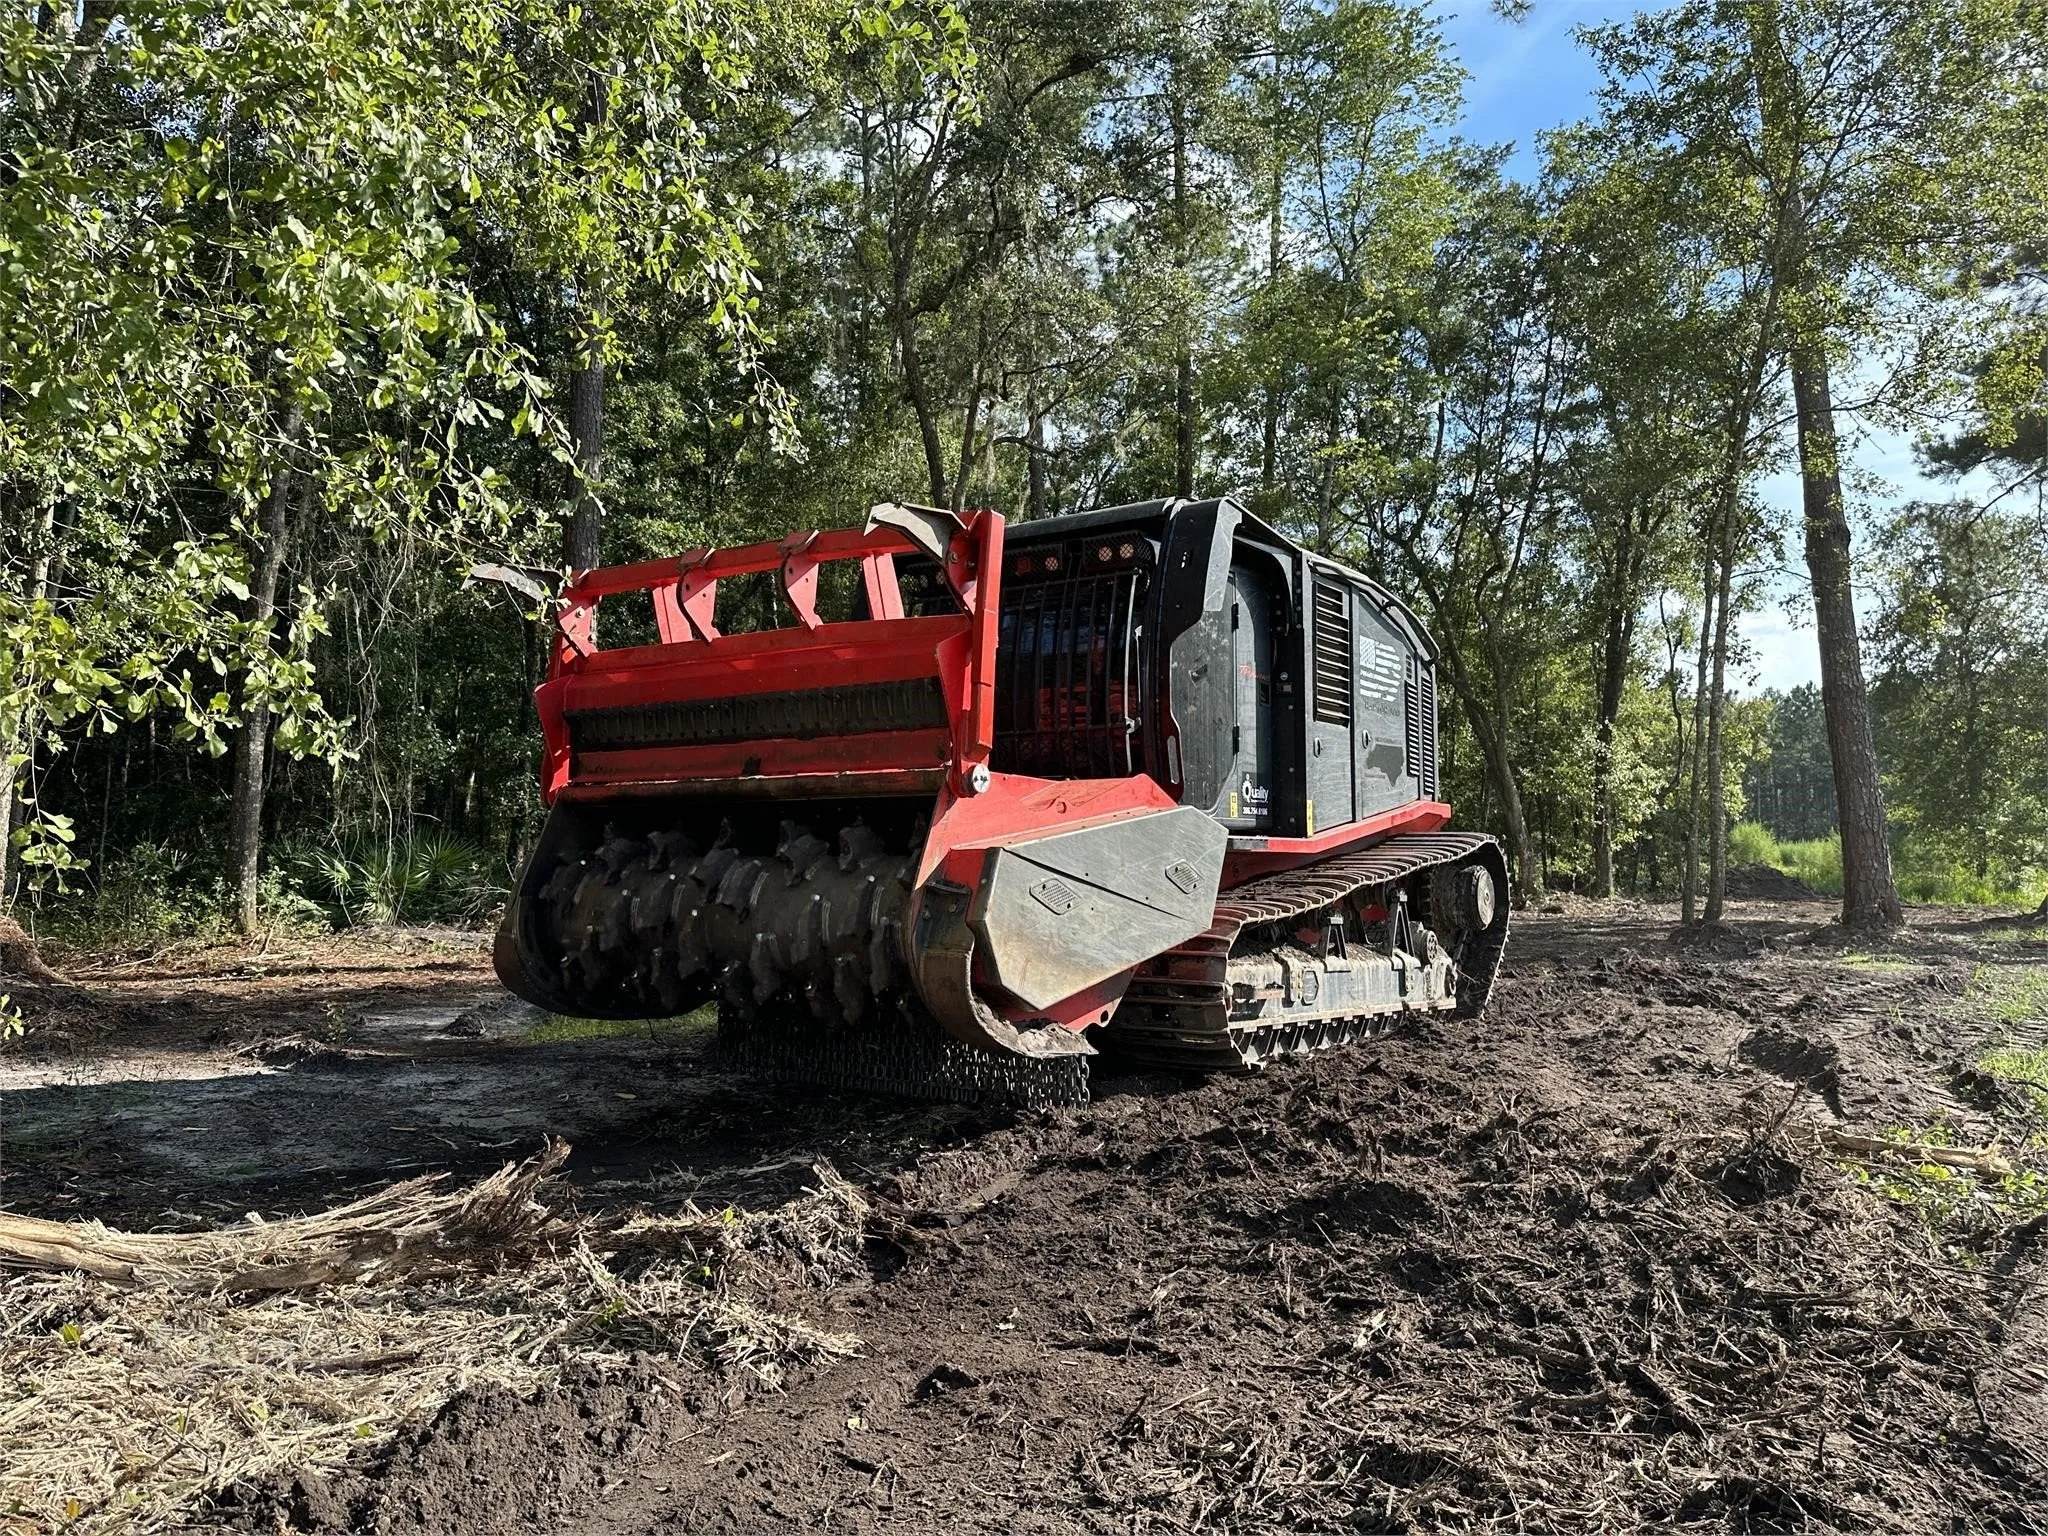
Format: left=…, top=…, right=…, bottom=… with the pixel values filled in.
left=273, top=832, right=508, bottom=927
left=1963, top=966, right=2048, bottom=1118
left=1775, top=834, right=1845, bottom=897
left=1754, top=831, right=2046, bottom=907
left=0, top=547, right=340, bottom=880
left=2, top=0, right=957, bottom=890
left=1979, top=1041, right=2048, bottom=1120
left=1841, top=1134, right=2048, bottom=1232
left=1728, top=821, right=1780, bottom=867
left=43, top=842, right=222, bottom=951
left=1744, top=685, right=1836, bottom=842
left=1891, top=860, right=2048, bottom=909
left=6, top=0, right=2045, bottom=930
left=1867, top=500, right=2048, bottom=899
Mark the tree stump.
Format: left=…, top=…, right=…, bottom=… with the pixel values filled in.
left=0, top=913, right=64, bottom=985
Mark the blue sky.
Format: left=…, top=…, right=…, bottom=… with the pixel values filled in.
left=1433, top=1, right=1992, bottom=694
left=1439, top=0, right=1618, bottom=179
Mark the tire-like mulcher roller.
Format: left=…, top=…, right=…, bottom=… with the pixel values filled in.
left=497, top=818, right=916, bottom=1024
left=495, top=814, right=1092, bottom=1106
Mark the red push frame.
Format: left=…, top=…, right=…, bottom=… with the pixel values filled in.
left=1221, top=800, right=1453, bottom=886
left=537, top=511, right=1003, bottom=804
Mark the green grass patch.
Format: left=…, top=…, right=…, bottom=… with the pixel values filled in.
left=1840, top=952, right=1916, bottom=971
left=1970, top=925, right=2048, bottom=946
left=522, top=1004, right=715, bottom=1045
left=1835, top=951, right=1920, bottom=973
left=1983, top=972, right=2048, bottom=1028
left=1724, top=820, right=1843, bottom=893
left=1896, top=865, right=2048, bottom=907
left=1842, top=1157, right=2048, bottom=1230
left=1728, top=822, right=2048, bottom=907
left=1978, top=1043, right=2048, bottom=1115
left=1961, top=962, right=2048, bottom=1123
left=1727, top=821, right=1781, bottom=866
left=1774, top=832, right=1845, bottom=896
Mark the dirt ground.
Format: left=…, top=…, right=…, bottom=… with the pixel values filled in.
left=4, top=897, right=2047, bottom=1534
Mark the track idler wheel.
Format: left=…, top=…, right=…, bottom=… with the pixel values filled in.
left=1431, top=862, right=1498, bottom=935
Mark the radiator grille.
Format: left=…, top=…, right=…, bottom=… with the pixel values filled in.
left=1311, top=581, right=1352, bottom=726
left=993, top=562, right=1149, bottom=779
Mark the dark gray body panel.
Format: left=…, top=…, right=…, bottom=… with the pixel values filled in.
left=997, top=497, right=1440, bottom=841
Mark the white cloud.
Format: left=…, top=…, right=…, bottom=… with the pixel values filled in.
left=1737, top=589, right=1818, bottom=695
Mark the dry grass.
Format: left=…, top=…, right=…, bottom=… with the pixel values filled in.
left=0, top=1148, right=865, bottom=1534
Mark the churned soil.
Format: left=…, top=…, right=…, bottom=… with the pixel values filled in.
left=6, top=901, right=2048, bottom=1534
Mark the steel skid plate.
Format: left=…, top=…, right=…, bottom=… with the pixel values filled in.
left=968, top=805, right=1227, bottom=1009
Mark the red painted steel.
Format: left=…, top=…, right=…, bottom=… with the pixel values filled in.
left=568, top=729, right=955, bottom=790
left=985, top=968, right=1133, bottom=1033
left=901, top=771, right=1194, bottom=1039
left=539, top=512, right=1004, bottom=805
left=913, top=771, right=1182, bottom=888
left=1221, top=800, right=1452, bottom=886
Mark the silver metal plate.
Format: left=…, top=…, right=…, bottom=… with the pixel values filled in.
left=971, top=806, right=1227, bottom=1010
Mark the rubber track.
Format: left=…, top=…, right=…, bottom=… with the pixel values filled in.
left=1106, top=832, right=1510, bottom=1071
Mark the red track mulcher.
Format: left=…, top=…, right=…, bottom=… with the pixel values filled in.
left=494, top=497, right=1508, bottom=1104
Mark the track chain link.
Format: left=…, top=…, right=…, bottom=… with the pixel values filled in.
left=1107, top=833, right=1511, bottom=1072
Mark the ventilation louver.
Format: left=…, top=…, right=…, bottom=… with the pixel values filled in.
left=1311, top=581, right=1352, bottom=726
left=1405, top=658, right=1440, bottom=800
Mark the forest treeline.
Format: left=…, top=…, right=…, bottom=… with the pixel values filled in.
left=2, top=0, right=2045, bottom=948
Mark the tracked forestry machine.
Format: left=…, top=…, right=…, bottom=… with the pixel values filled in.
left=494, top=497, right=1508, bottom=1106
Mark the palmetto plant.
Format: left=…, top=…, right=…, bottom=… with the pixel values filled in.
left=275, top=832, right=507, bottom=926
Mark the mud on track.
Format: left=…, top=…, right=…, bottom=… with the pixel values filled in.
left=6, top=903, right=2048, bottom=1533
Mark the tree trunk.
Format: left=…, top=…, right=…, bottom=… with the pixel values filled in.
left=899, top=310, right=949, bottom=507
left=1658, top=619, right=1688, bottom=898
left=0, top=911, right=63, bottom=984
left=227, top=442, right=298, bottom=935
left=951, top=372, right=983, bottom=512
left=1026, top=386, right=1048, bottom=521
left=1483, top=710, right=1539, bottom=908
left=1260, top=152, right=1282, bottom=495
left=1789, top=336, right=1902, bottom=929
left=1, top=505, right=58, bottom=904
left=1959, top=596, right=1985, bottom=879
left=1171, top=89, right=1195, bottom=499
left=1590, top=580, right=1632, bottom=900
left=1703, top=498, right=1737, bottom=923
left=564, top=314, right=605, bottom=571
left=1698, top=275, right=1778, bottom=920
left=1438, top=634, right=1537, bottom=906
left=1745, top=0, right=1900, bottom=929
left=1681, top=550, right=1716, bottom=926
left=0, top=718, right=17, bottom=906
